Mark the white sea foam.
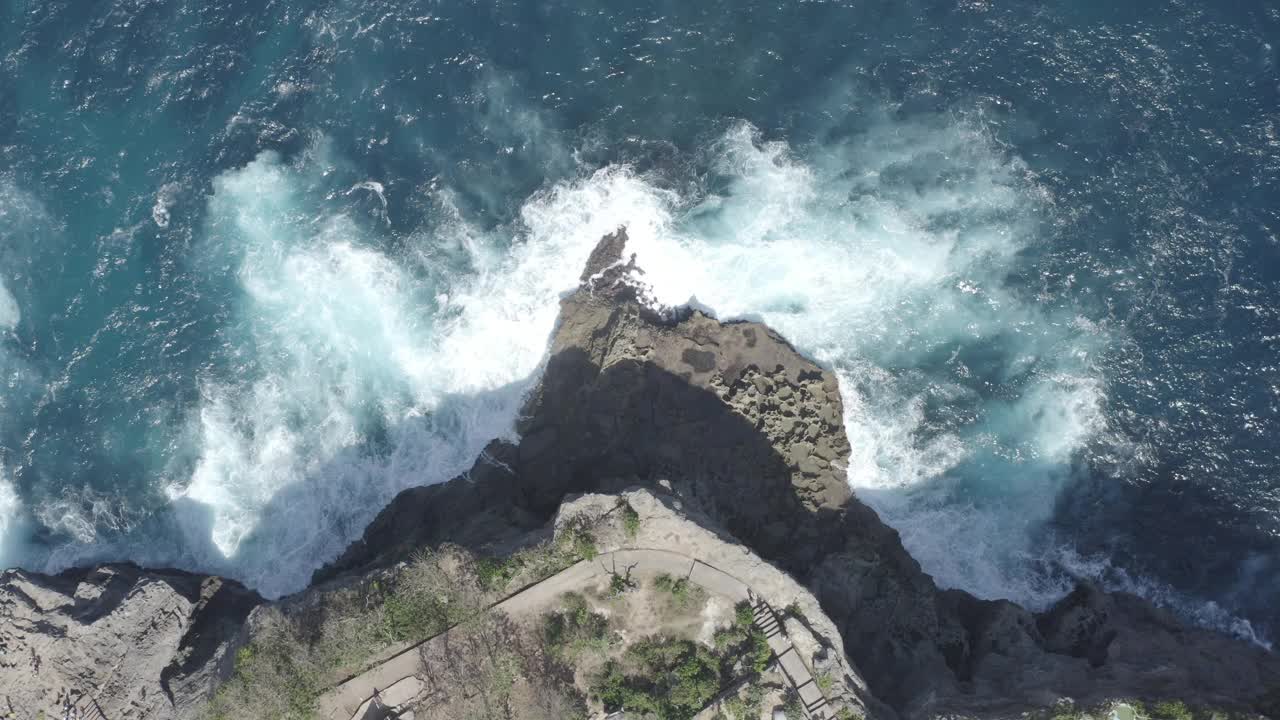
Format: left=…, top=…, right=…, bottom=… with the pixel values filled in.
left=147, top=119, right=1262, bottom=646
left=166, top=143, right=659, bottom=595
left=568, top=120, right=1114, bottom=610
left=164, top=119, right=1106, bottom=605
left=0, top=468, right=21, bottom=570
left=0, top=280, right=18, bottom=331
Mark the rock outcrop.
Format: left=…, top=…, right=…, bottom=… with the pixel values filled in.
left=325, top=228, right=1280, bottom=718
left=4, top=228, right=1277, bottom=719
left=0, top=564, right=260, bottom=719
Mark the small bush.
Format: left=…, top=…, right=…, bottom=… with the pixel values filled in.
left=734, top=600, right=755, bottom=629
left=620, top=500, right=641, bottom=539
left=558, top=515, right=599, bottom=561
left=609, top=569, right=637, bottom=597
left=653, top=573, right=700, bottom=609
left=749, top=628, right=771, bottom=673
left=474, top=555, right=525, bottom=592
left=723, top=685, right=766, bottom=720
left=816, top=672, right=834, bottom=695
left=590, top=637, right=727, bottom=720
left=543, top=593, right=614, bottom=659
left=1149, top=701, right=1194, bottom=720
left=835, top=708, right=864, bottom=720
left=713, top=627, right=745, bottom=650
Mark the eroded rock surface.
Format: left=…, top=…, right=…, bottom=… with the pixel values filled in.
left=0, top=564, right=260, bottom=719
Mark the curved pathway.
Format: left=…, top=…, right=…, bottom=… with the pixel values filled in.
left=317, top=548, right=830, bottom=720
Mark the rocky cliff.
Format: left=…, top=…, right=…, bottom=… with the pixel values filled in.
left=323, top=229, right=1280, bottom=719
left=2, top=229, right=1278, bottom=719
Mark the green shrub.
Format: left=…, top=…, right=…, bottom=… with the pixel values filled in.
left=749, top=628, right=771, bottom=673
left=835, top=708, right=864, bottom=720
left=589, top=637, right=730, bottom=720
left=561, top=516, right=599, bottom=561
left=713, top=626, right=746, bottom=650
left=816, top=672, right=834, bottom=695
left=723, top=685, right=766, bottom=720
left=653, top=573, right=699, bottom=608
left=1149, top=701, right=1194, bottom=720
left=543, top=593, right=614, bottom=659
left=620, top=500, right=641, bottom=539
left=609, top=569, right=637, bottom=597
left=475, top=555, right=525, bottom=592
left=734, top=600, right=755, bottom=629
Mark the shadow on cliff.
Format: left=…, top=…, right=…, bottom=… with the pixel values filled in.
left=309, top=342, right=965, bottom=715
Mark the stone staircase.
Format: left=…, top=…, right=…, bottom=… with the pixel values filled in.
left=751, top=597, right=830, bottom=720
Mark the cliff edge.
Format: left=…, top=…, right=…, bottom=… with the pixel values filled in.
left=324, top=228, right=1280, bottom=718
left=2, top=228, right=1277, bottom=719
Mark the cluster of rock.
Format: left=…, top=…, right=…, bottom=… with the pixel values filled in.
left=2, top=228, right=1278, bottom=719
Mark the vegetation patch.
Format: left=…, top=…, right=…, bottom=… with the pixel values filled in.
left=543, top=592, right=615, bottom=660
left=589, top=603, right=775, bottom=720
left=591, top=638, right=724, bottom=720
left=619, top=499, right=641, bottom=539
left=203, top=549, right=483, bottom=720
left=652, top=572, right=704, bottom=610
left=719, top=683, right=766, bottom=720
left=415, top=613, right=587, bottom=720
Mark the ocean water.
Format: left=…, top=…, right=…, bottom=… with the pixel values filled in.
left=1, top=0, right=1277, bottom=644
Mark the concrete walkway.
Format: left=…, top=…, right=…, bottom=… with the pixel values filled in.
left=317, top=548, right=829, bottom=720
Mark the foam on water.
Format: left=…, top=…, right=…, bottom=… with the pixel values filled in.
left=146, top=116, right=1230, bottom=633
left=0, top=467, right=21, bottom=570
left=523, top=121, right=1085, bottom=603
left=157, top=141, right=669, bottom=596
left=0, top=280, right=17, bottom=331
left=4, top=113, right=1259, bottom=642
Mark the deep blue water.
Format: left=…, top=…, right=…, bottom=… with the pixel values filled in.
left=1, top=0, right=1277, bottom=644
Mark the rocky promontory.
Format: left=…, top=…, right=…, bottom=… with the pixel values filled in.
left=2, top=229, right=1278, bottom=719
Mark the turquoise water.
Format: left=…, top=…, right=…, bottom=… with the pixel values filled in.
left=1, top=0, right=1277, bottom=644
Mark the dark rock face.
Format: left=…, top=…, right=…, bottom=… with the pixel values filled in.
left=0, top=564, right=260, bottom=719
left=325, top=228, right=1280, bottom=718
